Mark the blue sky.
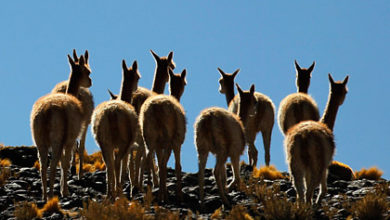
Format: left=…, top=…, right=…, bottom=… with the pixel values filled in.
left=1, top=1, right=389, bottom=179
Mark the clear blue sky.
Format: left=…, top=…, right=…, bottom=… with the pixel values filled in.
left=1, top=1, right=389, bottom=179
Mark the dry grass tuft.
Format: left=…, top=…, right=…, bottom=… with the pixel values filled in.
left=40, top=196, right=63, bottom=216
left=227, top=205, right=253, bottom=220
left=0, top=167, right=12, bottom=187
left=210, top=207, right=222, bottom=219
left=75, top=151, right=105, bottom=174
left=14, top=201, right=40, bottom=220
left=82, top=197, right=149, bottom=220
left=328, top=161, right=355, bottom=180
left=250, top=181, right=312, bottom=220
left=0, top=158, right=11, bottom=167
left=252, top=165, right=286, bottom=180
left=350, top=192, right=389, bottom=220
left=354, top=167, right=383, bottom=180
left=33, top=160, right=40, bottom=170
left=153, top=205, right=180, bottom=220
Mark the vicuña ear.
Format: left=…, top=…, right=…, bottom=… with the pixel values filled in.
left=150, top=50, right=159, bottom=61
left=73, top=49, right=79, bottom=62
left=84, top=50, right=89, bottom=63
left=181, top=69, right=187, bottom=85
left=308, top=61, right=316, bottom=73
left=294, top=60, right=302, bottom=71
left=236, top=83, right=243, bottom=96
left=232, top=69, right=240, bottom=78
left=168, top=68, right=174, bottom=77
left=122, top=59, right=128, bottom=71
left=79, top=56, right=85, bottom=66
left=68, top=54, right=75, bottom=67
left=132, top=60, right=138, bottom=71
left=328, top=73, right=335, bottom=84
left=217, top=68, right=226, bottom=76
left=342, top=75, right=349, bottom=85
left=250, top=84, right=255, bottom=94
left=107, top=89, right=117, bottom=100
left=167, top=51, right=173, bottom=62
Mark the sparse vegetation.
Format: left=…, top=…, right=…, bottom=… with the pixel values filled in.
left=348, top=183, right=389, bottom=220
left=0, top=158, right=11, bottom=167
left=14, top=201, right=40, bottom=220
left=328, top=160, right=355, bottom=181
left=252, top=165, right=286, bottom=180
left=40, top=196, right=63, bottom=216
left=0, top=159, right=12, bottom=187
left=355, top=167, right=383, bottom=180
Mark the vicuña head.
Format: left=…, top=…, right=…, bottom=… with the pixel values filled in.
left=150, top=50, right=175, bottom=94
left=218, top=67, right=240, bottom=106
left=295, top=60, right=315, bottom=94
left=168, top=68, right=187, bottom=101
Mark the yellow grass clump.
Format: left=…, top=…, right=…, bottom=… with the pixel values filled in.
left=0, top=167, right=11, bottom=187
left=328, top=161, right=355, bottom=181
left=0, top=158, right=11, bottom=167
left=14, top=201, right=40, bottom=220
left=33, top=160, right=40, bottom=170
left=354, top=167, right=383, bottom=180
left=349, top=186, right=389, bottom=220
left=252, top=165, right=286, bottom=180
left=39, top=196, right=63, bottom=216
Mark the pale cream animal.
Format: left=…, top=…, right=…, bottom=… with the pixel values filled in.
left=194, top=107, right=245, bottom=207
left=278, top=60, right=319, bottom=135
left=91, top=60, right=140, bottom=199
left=285, top=74, right=348, bottom=204
left=51, top=50, right=94, bottom=179
left=30, top=50, right=92, bottom=200
left=139, top=68, right=187, bottom=202
left=218, top=68, right=275, bottom=166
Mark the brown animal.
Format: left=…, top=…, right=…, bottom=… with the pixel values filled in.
left=194, top=107, right=245, bottom=207
left=51, top=50, right=94, bottom=180
left=30, top=50, right=92, bottom=200
left=109, top=50, right=175, bottom=193
left=218, top=68, right=275, bottom=166
left=278, top=60, right=319, bottom=135
left=91, top=60, right=140, bottom=199
left=139, top=68, right=187, bottom=202
left=284, top=74, right=348, bottom=204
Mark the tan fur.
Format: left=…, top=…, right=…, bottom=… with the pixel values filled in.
left=52, top=80, right=94, bottom=179
left=278, top=60, right=319, bottom=135
left=91, top=60, right=140, bottom=199
left=231, top=89, right=275, bottom=167
left=285, top=121, right=335, bottom=204
left=140, top=94, right=186, bottom=202
left=194, top=107, right=245, bottom=207
left=218, top=68, right=275, bottom=167
left=278, top=93, right=320, bottom=134
left=91, top=100, right=139, bottom=199
left=284, top=74, right=349, bottom=204
left=31, top=50, right=91, bottom=200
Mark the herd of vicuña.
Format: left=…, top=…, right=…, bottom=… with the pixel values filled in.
left=30, top=49, right=349, bottom=207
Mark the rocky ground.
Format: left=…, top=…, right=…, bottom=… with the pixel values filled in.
left=0, top=146, right=389, bottom=219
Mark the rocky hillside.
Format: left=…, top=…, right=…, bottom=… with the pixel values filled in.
left=0, top=146, right=389, bottom=219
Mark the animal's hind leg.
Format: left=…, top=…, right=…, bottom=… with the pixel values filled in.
left=60, top=144, right=74, bottom=197
left=101, top=147, right=115, bottom=199
left=37, top=146, right=49, bottom=201
left=48, top=144, right=63, bottom=198
left=214, top=155, right=230, bottom=207
left=228, top=155, right=241, bottom=191
left=173, top=146, right=182, bottom=201
left=78, top=128, right=88, bottom=180
left=197, top=151, right=208, bottom=205
left=316, top=170, right=328, bottom=204
left=248, top=142, right=258, bottom=167
left=290, top=162, right=305, bottom=203
left=262, top=127, right=272, bottom=166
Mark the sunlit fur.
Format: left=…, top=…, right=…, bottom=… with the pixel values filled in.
left=278, top=60, right=319, bottom=135
left=285, top=74, right=349, bottom=204
left=51, top=50, right=94, bottom=180
left=194, top=107, right=245, bottom=207
left=91, top=60, right=140, bottom=199
left=139, top=69, right=187, bottom=202
left=31, top=50, right=92, bottom=200
left=218, top=68, right=275, bottom=167
left=234, top=83, right=275, bottom=167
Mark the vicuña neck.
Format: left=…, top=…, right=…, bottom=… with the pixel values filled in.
left=298, top=87, right=308, bottom=94
left=320, top=92, right=340, bottom=131
left=225, top=84, right=235, bottom=106
left=152, top=67, right=168, bottom=94
left=119, top=79, right=133, bottom=103
left=66, top=71, right=80, bottom=96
